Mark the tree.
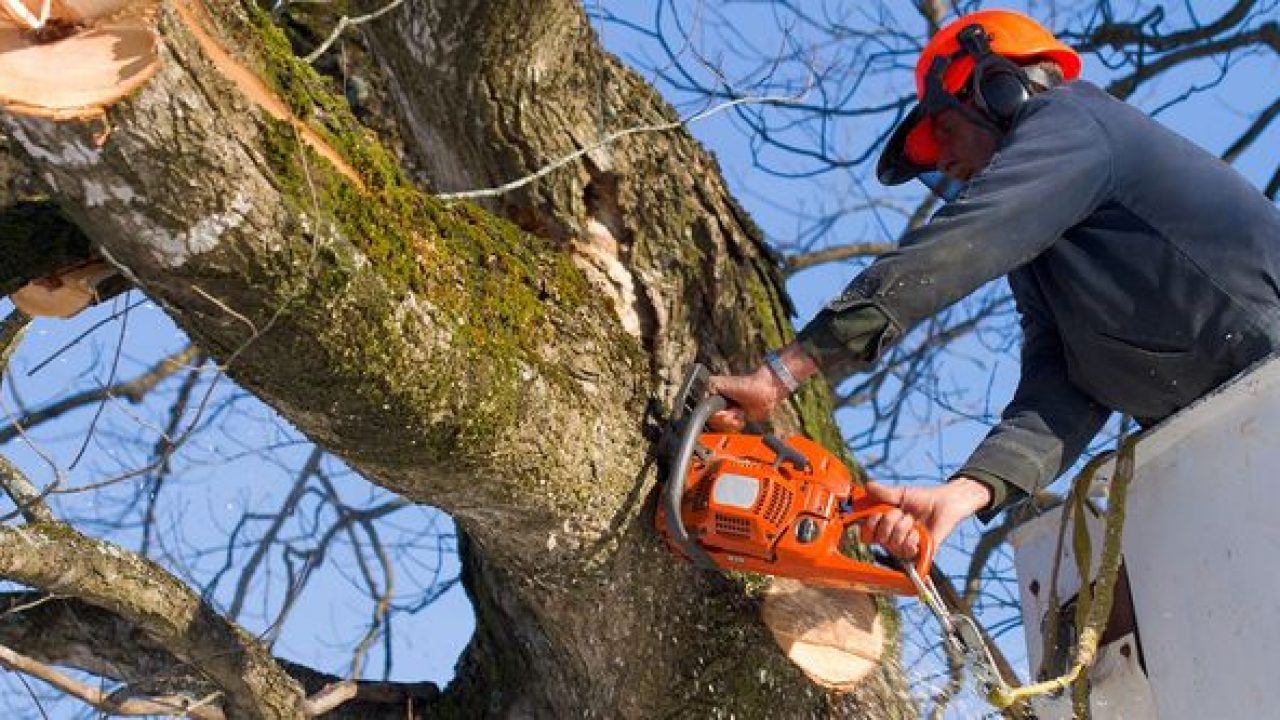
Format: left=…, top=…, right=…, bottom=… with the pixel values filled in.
left=1, top=0, right=1277, bottom=717
left=0, top=0, right=914, bottom=716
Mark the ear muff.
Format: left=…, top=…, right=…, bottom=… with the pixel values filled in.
left=970, top=56, right=1033, bottom=125
left=956, top=24, right=1035, bottom=128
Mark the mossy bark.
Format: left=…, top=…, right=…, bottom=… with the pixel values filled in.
left=0, top=0, right=915, bottom=717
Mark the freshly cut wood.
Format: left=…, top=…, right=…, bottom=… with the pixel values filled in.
left=762, top=578, right=886, bottom=689
left=9, top=260, right=115, bottom=317
left=1, top=0, right=133, bottom=26
left=0, top=0, right=157, bottom=120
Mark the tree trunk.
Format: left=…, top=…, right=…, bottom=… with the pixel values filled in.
left=0, top=1, right=915, bottom=716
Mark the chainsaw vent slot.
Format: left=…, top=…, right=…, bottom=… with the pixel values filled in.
left=714, top=514, right=752, bottom=539
left=692, top=481, right=712, bottom=511
left=763, top=483, right=793, bottom=526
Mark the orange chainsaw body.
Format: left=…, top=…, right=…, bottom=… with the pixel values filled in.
left=657, top=428, right=934, bottom=597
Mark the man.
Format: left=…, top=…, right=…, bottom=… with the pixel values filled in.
left=710, top=9, right=1280, bottom=558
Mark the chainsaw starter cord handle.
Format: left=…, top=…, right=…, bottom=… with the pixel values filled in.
left=762, top=434, right=810, bottom=471
left=742, top=420, right=810, bottom=471
left=665, top=394, right=727, bottom=571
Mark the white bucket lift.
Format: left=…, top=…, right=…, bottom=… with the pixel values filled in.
left=1011, top=357, right=1280, bottom=719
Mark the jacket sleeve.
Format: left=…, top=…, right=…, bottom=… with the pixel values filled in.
left=959, top=273, right=1111, bottom=513
left=799, top=87, right=1114, bottom=383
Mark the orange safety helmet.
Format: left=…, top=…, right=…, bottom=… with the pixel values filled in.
left=877, top=9, right=1082, bottom=188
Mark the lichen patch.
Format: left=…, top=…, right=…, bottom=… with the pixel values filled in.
left=140, top=191, right=253, bottom=268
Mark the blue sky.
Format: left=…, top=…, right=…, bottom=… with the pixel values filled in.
left=1, top=0, right=1277, bottom=715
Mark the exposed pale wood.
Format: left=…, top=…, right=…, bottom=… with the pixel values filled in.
left=762, top=578, right=887, bottom=689
left=0, top=2, right=159, bottom=121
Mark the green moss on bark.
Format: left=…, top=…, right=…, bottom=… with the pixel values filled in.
left=216, top=3, right=614, bottom=478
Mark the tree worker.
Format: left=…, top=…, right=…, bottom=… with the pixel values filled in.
left=708, top=8, right=1280, bottom=558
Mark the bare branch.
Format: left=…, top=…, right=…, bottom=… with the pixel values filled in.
left=0, top=592, right=441, bottom=718
left=303, top=0, right=408, bottom=64
left=1222, top=96, right=1280, bottom=164
left=0, top=312, right=52, bottom=523
left=784, top=242, right=897, bottom=275
left=0, top=642, right=225, bottom=719
left=0, top=345, right=201, bottom=445
left=0, top=524, right=306, bottom=718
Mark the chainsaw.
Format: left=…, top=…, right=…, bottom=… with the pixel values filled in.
left=655, top=364, right=1013, bottom=699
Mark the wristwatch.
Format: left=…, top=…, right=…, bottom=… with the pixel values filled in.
left=764, top=350, right=801, bottom=393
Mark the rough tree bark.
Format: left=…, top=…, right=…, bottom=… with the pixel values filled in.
left=0, top=0, right=915, bottom=717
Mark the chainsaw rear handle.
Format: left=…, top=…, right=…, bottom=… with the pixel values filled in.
left=664, top=394, right=726, bottom=570
left=844, top=498, right=937, bottom=588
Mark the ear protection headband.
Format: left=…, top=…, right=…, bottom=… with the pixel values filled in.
left=922, top=24, right=1040, bottom=131
left=956, top=25, right=1035, bottom=126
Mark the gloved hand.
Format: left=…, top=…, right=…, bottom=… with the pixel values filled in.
left=860, top=477, right=993, bottom=558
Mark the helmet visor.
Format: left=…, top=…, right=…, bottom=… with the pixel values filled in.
left=876, top=104, right=937, bottom=185
left=877, top=55, right=963, bottom=186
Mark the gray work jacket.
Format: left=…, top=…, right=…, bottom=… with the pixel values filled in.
left=798, top=80, right=1280, bottom=501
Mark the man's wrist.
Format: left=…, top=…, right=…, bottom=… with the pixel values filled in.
left=778, top=342, right=819, bottom=382
left=764, top=351, right=801, bottom=393
left=946, top=475, right=994, bottom=514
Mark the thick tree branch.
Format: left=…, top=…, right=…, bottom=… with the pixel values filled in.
left=0, top=592, right=441, bottom=719
left=0, top=524, right=306, bottom=718
left=0, top=0, right=911, bottom=715
left=0, top=642, right=225, bottom=719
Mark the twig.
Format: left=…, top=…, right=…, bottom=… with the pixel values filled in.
left=303, top=0, right=408, bottom=64
left=0, top=314, right=54, bottom=523
left=437, top=91, right=809, bottom=201
left=0, top=642, right=226, bottom=719
left=0, top=454, right=54, bottom=524
left=784, top=242, right=898, bottom=275
left=0, top=346, right=202, bottom=445
left=301, top=681, right=358, bottom=716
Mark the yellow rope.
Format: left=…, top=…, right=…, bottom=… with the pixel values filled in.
left=988, top=425, right=1136, bottom=711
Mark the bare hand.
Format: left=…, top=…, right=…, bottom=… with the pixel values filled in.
left=860, top=477, right=993, bottom=558
left=706, top=366, right=787, bottom=431
left=705, top=344, right=819, bottom=431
